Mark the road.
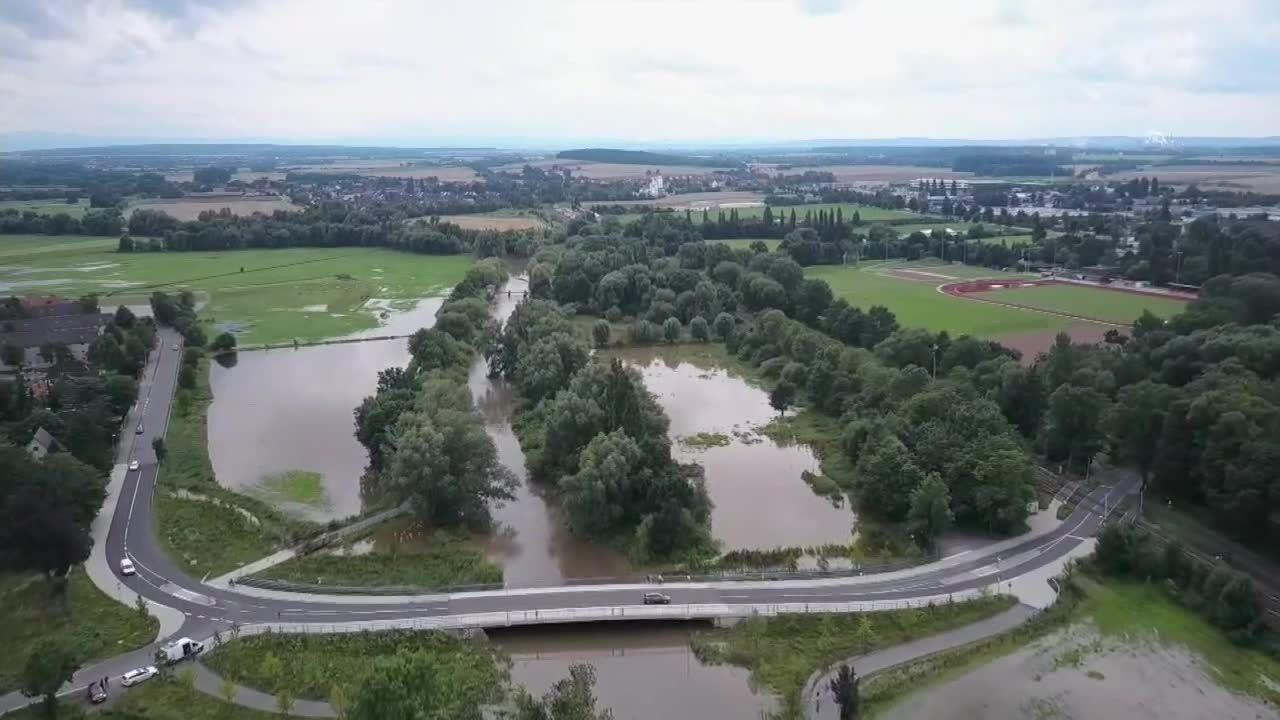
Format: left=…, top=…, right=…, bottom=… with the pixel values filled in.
left=0, top=328, right=1138, bottom=715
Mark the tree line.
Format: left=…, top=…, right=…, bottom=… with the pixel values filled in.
left=0, top=208, right=125, bottom=236
left=486, top=297, right=713, bottom=560
left=354, top=260, right=517, bottom=530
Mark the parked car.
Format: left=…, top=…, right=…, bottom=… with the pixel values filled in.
left=121, top=666, right=157, bottom=687
left=119, top=558, right=136, bottom=576
left=87, top=682, right=107, bottom=704
left=642, top=592, right=671, bottom=605
left=135, top=423, right=144, bottom=435
left=128, top=460, right=140, bottom=471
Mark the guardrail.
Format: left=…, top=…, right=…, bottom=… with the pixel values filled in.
left=235, top=575, right=504, bottom=595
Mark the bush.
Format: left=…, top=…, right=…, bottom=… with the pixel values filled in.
left=628, top=320, right=659, bottom=345
left=760, top=357, right=787, bottom=378
left=604, top=306, right=623, bottom=323
left=781, top=361, right=808, bottom=386
left=689, top=316, right=710, bottom=342
left=662, top=317, right=682, bottom=343
left=713, top=312, right=735, bottom=340
left=591, top=319, right=611, bottom=348
left=209, top=332, right=237, bottom=352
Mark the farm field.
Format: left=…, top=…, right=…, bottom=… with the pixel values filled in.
left=982, top=282, right=1189, bottom=324
left=289, top=160, right=481, bottom=182
left=756, top=164, right=975, bottom=184
left=807, top=262, right=1066, bottom=338
left=129, top=195, right=301, bottom=221
left=495, top=159, right=729, bottom=179
left=1110, top=164, right=1280, bottom=193
left=439, top=209, right=548, bottom=231
left=0, top=237, right=472, bottom=345
left=597, top=191, right=767, bottom=209
left=0, top=198, right=91, bottom=218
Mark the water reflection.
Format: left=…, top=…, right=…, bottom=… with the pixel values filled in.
left=491, top=623, right=776, bottom=720
left=608, top=347, right=856, bottom=550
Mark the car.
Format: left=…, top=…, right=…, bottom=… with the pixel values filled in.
left=128, top=460, right=140, bottom=471
left=135, top=423, right=144, bottom=435
left=119, top=558, right=136, bottom=576
left=120, top=666, right=157, bottom=687
left=171, top=344, right=178, bottom=351
left=642, top=592, right=671, bottom=605
left=87, top=682, right=107, bottom=704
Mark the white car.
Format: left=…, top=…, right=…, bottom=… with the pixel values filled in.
left=171, top=344, right=178, bottom=351
left=119, top=558, right=136, bottom=576
left=121, top=666, right=157, bottom=687
left=128, top=460, right=140, bottom=471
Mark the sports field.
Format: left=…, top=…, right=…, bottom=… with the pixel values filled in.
left=807, top=262, right=1068, bottom=338
left=709, top=237, right=781, bottom=251
left=0, top=236, right=471, bottom=345
left=981, top=282, right=1189, bottom=324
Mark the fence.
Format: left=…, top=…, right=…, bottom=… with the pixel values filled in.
left=236, top=576, right=504, bottom=595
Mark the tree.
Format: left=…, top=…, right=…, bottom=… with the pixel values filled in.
left=767, top=381, right=796, bottom=417
left=221, top=674, right=238, bottom=707
left=514, top=664, right=614, bottom=720
left=907, top=472, right=953, bottom=548
left=1108, top=380, right=1174, bottom=489
left=662, top=316, right=682, bottom=343
left=827, top=663, right=860, bottom=720
left=384, top=404, right=517, bottom=527
left=21, top=635, right=80, bottom=719
left=276, top=685, right=296, bottom=717
left=177, top=364, right=196, bottom=390
left=2, top=342, right=23, bottom=367
left=347, top=648, right=494, bottom=720
left=209, top=332, right=237, bottom=353
left=1044, top=383, right=1109, bottom=474
left=713, top=312, right=735, bottom=340
left=152, top=436, right=167, bottom=462
left=688, top=316, right=710, bottom=342
left=852, top=435, right=925, bottom=520
left=591, top=319, right=610, bottom=348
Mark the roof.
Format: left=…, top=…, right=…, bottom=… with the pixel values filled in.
left=0, top=311, right=109, bottom=348
left=30, top=427, right=56, bottom=451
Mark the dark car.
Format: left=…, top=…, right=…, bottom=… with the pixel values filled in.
left=88, top=682, right=107, bottom=704
left=642, top=592, right=671, bottom=605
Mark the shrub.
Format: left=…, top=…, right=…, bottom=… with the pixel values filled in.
left=591, top=319, right=611, bottom=348
left=662, top=317, right=682, bottom=343
left=689, top=316, right=710, bottom=342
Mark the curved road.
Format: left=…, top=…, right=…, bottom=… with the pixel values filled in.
left=0, top=329, right=1136, bottom=714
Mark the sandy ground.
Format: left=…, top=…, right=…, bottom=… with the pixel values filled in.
left=998, top=323, right=1113, bottom=362
left=883, top=624, right=1276, bottom=720
left=1111, top=164, right=1280, bottom=193
left=601, top=191, right=767, bottom=209
left=439, top=215, right=546, bottom=231
left=129, top=196, right=301, bottom=221
left=756, top=164, right=975, bottom=184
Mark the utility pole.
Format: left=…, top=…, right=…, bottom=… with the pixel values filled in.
left=1175, top=250, right=1185, bottom=284
left=931, top=343, right=939, bottom=379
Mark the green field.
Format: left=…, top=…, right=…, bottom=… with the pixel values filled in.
left=0, top=236, right=473, bottom=345
left=708, top=237, right=781, bottom=251
left=807, top=262, right=1066, bottom=337
left=0, top=198, right=92, bottom=218
left=985, top=283, right=1188, bottom=324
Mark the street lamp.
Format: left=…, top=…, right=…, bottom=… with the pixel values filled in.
left=931, top=343, right=939, bottom=379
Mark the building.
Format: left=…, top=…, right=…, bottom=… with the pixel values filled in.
left=0, top=297, right=109, bottom=371
left=640, top=173, right=665, bottom=198
left=26, top=426, right=58, bottom=460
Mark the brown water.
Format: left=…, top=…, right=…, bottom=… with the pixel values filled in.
left=207, top=297, right=446, bottom=520
left=491, top=623, right=776, bottom=720
left=609, top=347, right=856, bottom=551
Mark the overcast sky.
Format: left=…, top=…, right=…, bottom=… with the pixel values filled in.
left=2, top=0, right=1279, bottom=146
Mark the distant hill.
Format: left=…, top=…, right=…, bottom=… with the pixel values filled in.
left=556, top=148, right=729, bottom=167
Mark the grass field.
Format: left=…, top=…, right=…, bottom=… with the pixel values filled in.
left=0, top=569, right=157, bottom=693
left=0, top=198, right=91, bottom=218
left=439, top=210, right=548, bottom=231
left=0, top=237, right=472, bottom=345
left=984, top=283, right=1188, bottom=323
left=808, top=262, right=1065, bottom=337
left=708, top=237, right=781, bottom=251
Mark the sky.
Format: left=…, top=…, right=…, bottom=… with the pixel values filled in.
left=2, top=0, right=1279, bottom=146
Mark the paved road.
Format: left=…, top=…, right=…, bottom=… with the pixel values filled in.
left=0, top=327, right=1138, bottom=715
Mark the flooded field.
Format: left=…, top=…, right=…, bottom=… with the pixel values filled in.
left=492, top=623, right=776, bottom=720
left=882, top=624, right=1277, bottom=720
left=207, top=297, right=444, bottom=520
left=609, top=347, right=856, bottom=550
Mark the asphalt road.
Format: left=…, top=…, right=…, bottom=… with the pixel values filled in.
left=0, top=331, right=1137, bottom=715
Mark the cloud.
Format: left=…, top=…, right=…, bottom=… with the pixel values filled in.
left=0, top=0, right=1278, bottom=143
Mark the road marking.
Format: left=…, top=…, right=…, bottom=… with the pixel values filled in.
left=722, top=594, right=751, bottom=599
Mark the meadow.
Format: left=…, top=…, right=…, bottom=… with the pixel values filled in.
left=439, top=208, right=548, bottom=231
left=709, top=237, right=781, bottom=251
left=129, top=196, right=300, bottom=222
left=983, top=282, right=1188, bottom=324
left=0, top=198, right=91, bottom=218
left=806, top=262, right=1068, bottom=338
left=0, top=236, right=472, bottom=345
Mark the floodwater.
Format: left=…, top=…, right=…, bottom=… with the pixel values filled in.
left=882, top=624, right=1277, bottom=720
left=491, top=623, right=776, bottom=720
left=207, top=297, right=445, bottom=520
left=609, top=347, right=856, bottom=550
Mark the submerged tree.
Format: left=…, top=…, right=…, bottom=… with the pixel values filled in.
left=828, top=663, right=860, bottom=720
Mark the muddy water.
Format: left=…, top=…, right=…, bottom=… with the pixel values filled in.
left=207, top=297, right=446, bottom=520
left=492, top=623, right=776, bottom=720
left=609, top=347, right=856, bottom=550
left=882, top=624, right=1276, bottom=720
